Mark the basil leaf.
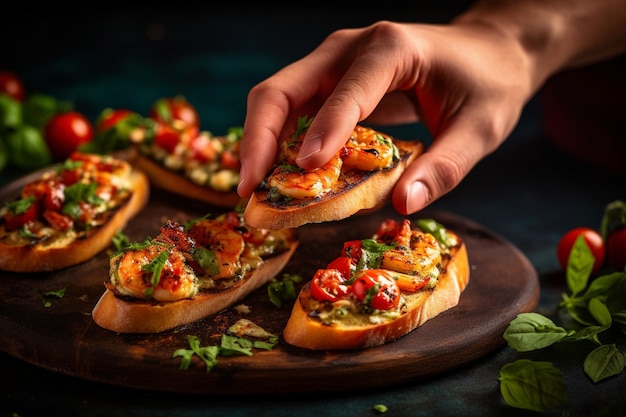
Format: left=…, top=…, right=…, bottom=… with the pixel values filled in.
left=192, top=247, right=220, bottom=276
left=566, top=235, right=594, bottom=296
left=360, top=239, right=395, bottom=269
left=219, top=334, right=254, bottom=357
left=499, top=359, right=567, bottom=412
left=584, top=344, right=626, bottom=383
left=503, top=313, right=571, bottom=352
left=415, top=218, right=457, bottom=249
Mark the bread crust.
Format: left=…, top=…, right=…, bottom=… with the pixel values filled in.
left=244, top=139, right=424, bottom=230
left=0, top=169, right=149, bottom=273
left=92, top=241, right=299, bottom=333
left=132, top=153, right=241, bottom=208
left=282, top=232, right=469, bottom=350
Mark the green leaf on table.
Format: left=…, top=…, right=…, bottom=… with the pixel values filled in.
left=173, top=335, right=220, bottom=372
left=583, top=344, right=626, bottom=383
left=503, top=313, right=572, bottom=352
left=561, top=271, right=626, bottom=327
left=499, top=359, right=567, bottom=412
left=219, top=334, right=254, bottom=357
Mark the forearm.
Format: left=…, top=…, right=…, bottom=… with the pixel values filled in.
left=454, top=0, right=626, bottom=90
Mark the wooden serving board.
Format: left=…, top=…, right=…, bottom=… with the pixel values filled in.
left=0, top=173, right=539, bottom=395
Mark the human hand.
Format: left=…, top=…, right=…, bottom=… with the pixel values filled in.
left=237, top=19, right=536, bottom=214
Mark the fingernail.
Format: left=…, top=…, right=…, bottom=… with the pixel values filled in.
left=406, top=181, right=431, bottom=214
left=296, top=133, right=323, bottom=163
left=237, top=165, right=247, bottom=194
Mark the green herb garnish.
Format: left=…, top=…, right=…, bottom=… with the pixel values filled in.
left=499, top=237, right=626, bottom=412
left=268, top=273, right=302, bottom=308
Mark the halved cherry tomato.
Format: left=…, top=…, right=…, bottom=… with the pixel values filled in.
left=149, top=96, right=200, bottom=129
left=352, top=269, right=400, bottom=310
left=340, top=240, right=363, bottom=260
left=3, top=198, right=39, bottom=231
left=44, top=111, right=94, bottom=161
left=187, top=133, right=217, bottom=164
left=43, top=210, right=73, bottom=232
left=374, top=218, right=402, bottom=241
left=326, top=256, right=354, bottom=279
left=21, top=179, right=64, bottom=212
left=153, top=122, right=181, bottom=154
left=0, top=70, right=25, bottom=102
left=310, top=269, right=352, bottom=302
left=220, top=148, right=240, bottom=170
left=557, top=227, right=606, bottom=274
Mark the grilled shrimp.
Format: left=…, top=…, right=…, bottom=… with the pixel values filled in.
left=267, top=156, right=343, bottom=199
left=380, top=219, right=442, bottom=278
left=186, top=219, right=245, bottom=279
left=110, top=243, right=198, bottom=302
left=267, top=132, right=343, bottom=199
left=340, top=126, right=396, bottom=171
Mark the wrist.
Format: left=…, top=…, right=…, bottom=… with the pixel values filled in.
left=454, top=0, right=626, bottom=88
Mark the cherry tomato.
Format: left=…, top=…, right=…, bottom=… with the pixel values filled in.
left=326, top=256, right=355, bottom=279
left=340, top=240, right=363, bottom=260
left=374, top=218, right=402, bottom=241
left=310, top=269, right=352, bottom=302
left=220, top=148, right=240, bottom=170
left=95, top=108, right=135, bottom=133
left=606, top=227, right=626, bottom=271
left=557, top=227, right=606, bottom=274
left=187, top=133, right=217, bottom=164
left=44, top=111, right=94, bottom=161
left=43, top=210, right=73, bottom=232
left=149, top=96, right=200, bottom=129
left=3, top=198, right=39, bottom=231
left=152, top=121, right=183, bottom=154
left=0, top=70, right=25, bottom=101
left=352, top=270, right=400, bottom=310
left=22, top=179, right=64, bottom=212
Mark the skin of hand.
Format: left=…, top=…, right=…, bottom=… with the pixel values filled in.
left=237, top=0, right=626, bottom=215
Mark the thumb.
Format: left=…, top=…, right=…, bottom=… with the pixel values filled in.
left=392, top=126, right=499, bottom=215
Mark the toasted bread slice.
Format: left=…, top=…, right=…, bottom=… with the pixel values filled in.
left=283, top=229, right=469, bottom=350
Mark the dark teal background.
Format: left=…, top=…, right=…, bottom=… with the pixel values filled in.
left=2, top=5, right=625, bottom=417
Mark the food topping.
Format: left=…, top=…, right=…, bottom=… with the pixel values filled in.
left=108, top=211, right=295, bottom=302
left=307, top=218, right=451, bottom=324
left=263, top=116, right=400, bottom=201
left=0, top=152, right=135, bottom=246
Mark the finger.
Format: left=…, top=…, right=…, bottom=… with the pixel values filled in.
left=237, top=37, right=358, bottom=198
left=392, top=114, right=505, bottom=215
left=296, top=25, right=415, bottom=169
left=296, top=46, right=404, bottom=170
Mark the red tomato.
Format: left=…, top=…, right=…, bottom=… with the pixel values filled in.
left=352, top=270, right=400, bottom=310
left=154, top=123, right=179, bottom=154
left=21, top=179, right=64, bottom=212
left=44, top=111, right=94, bottom=161
left=557, top=227, right=606, bottom=274
left=326, top=256, right=354, bottom=279
left=187, top=134, right=217, bottom=164
left=340, top=240, right=363, bottom=260
left=220, top=149, right=240, bottom=170
left=374, top=218, right=402, bottom=241
left=3, top=199, right=39, bottom=231
left=95, top=108, right=135, bottom=133
left=42, top=210, right=73, bottom=232
left=0, top=70, right=25, bottom=101
left=149, top=96, right=200, bottom=129
left=606, top=227, right=626, bottom=271
left=310, top=269, right=352, bottom=302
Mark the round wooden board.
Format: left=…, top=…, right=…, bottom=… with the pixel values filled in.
left=0, top=172, right=539, bottom=395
